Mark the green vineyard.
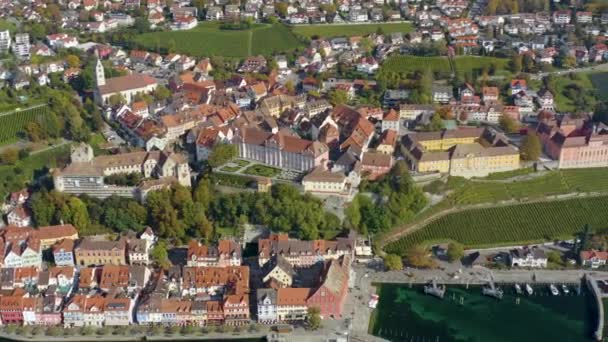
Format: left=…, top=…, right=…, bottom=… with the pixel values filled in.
left=385, top=195, right=608, bottom=254
left=0, top=105, right=49, bottom=145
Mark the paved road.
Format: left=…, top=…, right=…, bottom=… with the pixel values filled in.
left=531, top=63, right=608, bottom=80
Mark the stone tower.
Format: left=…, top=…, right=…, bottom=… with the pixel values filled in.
left=95, top=57, right=105, bottom=87
left=70, top=143, right=94, bottom=163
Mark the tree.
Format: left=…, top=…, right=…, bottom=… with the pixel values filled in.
left=150, top=240, right=170, bottom=268
left=510, top=55, right=523, bottom=73
left=520, top=132, right=541, bottom=161
left=154, top=85, right=171, bottom=101
left=285, top=80, right=295, bottom=93
left=0, top=148, right=19, bottom=164
left=108, top=94, right=126, bottom=107
left=275, top=3, right=288, bottom=17
left=424, top=112, right=444, bottom=131
left=25, top=121, right=45, bottom=142
left=328, top=89, right=348, bottom=106
left=383, top=254, right=403, bottom=270
left=67, top=197, right=90, bottom=233
left=498, top=114, right=519, bottom=134
left=306, top=307, right=321, bottom=330
left=562, top=55, right=577, bottom=69
left=446, top=242, right=465, bottom=262
left=66, top=55, right=81, bottom=68
left=547, top=250, right=562, bottom=265
left=405, top=245, right=436, bottom=268
left=436, top=106, right=453, bottom=120
left=207, top=143, right=237, bottom=168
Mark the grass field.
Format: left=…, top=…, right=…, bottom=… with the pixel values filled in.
left=453, top=56, right=510, bottom=77
left=385, top=195, right=608, bottom=254
left=292, top=22, right=413, bottom=38
left=481, top=167, right=535, bottom=180
left=0, top=105, right=49, bottom=146
left=547, top=73, right=596, bottom=112
left=134, top=23, right=302, bottom=58
left=380, top=55, right=452, bottom=75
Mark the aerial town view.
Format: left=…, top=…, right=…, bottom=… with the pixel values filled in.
left=3, top=0, right=608, bottom=341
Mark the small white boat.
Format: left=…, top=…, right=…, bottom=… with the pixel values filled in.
left=562, top=284, right=570, bottom=295
left=514, top=284, right=522, bottom=294
left=525, top=284, right=533, bottom=295
left=550, top=284, right=559, bottom=296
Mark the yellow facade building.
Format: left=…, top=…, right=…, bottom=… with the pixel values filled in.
left=403, top=128, right=520, bottom=178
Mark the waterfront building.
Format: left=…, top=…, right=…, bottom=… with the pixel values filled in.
left=509, top=247, right=547, bottom=268
left=580, top=250, right=608, bottom=269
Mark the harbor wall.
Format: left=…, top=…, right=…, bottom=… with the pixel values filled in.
left=585, top=274, right=604, bottom=341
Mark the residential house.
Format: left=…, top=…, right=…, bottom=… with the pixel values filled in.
left=52, top=239, right=75, bottom=266
left=186, top=239, right=242, bottom=267
left=262, top=255, right=295, bottom=288
left=581, top=250, right=608, bottom=269
left=75, top=237, right=127, bottom=266
left=361, top=151, right=393, bottom=180
left=276, top=288, right=310, bottom=321
left=257, top=288, right=278, bottom=324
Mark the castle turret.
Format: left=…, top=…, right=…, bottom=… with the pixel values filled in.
left=70, top=143, right=94, bottom=163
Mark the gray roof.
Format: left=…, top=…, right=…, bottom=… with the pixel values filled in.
left=256, top=288, right=277, bottom=304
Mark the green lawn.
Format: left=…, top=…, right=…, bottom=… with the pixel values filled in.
left=220, top=165, right=242, bottom=173
left=292, top=22, right=413, bottom=38
left=134, top=22, right=302, bottom=58
left=0, top=19, right=16, bottom=33
left=243, top=164, right=281, bottom=177
left=453, top=56, right=510, bottom=78
left=0, top=144, right=71, bottom=197
left=547, top=73, right=596, bottom=112
left=233, top=159, right=250, bottom=167
left=380, top=55, right=452, bottom=75
left=385, top=195, right=608, bottom=253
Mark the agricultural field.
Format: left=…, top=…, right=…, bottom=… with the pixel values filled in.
left=292, top=22, right=413, bottom=38
left=447, top=168, right=608, bottom=206
left=379, top=55, right=452, bottom=75
left=385, top=195, right=608, bottom=254
left=134, top=23, right=302, bottom=58
left=0, top=105, right=49, bottom=146
left=453, top=56, right=510, bottom=78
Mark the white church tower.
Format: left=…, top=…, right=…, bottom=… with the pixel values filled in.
left=95, top=57, right=105, bottom=87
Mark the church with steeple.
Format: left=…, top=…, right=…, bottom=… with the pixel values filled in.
left=94, top=56, right=159, bottom=106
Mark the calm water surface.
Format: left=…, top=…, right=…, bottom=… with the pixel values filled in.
left=371, top=283, right=597, bottom=342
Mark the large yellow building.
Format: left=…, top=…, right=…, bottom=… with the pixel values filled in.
left=402, top=128, right=520, bottom=178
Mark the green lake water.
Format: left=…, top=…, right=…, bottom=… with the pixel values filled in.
left=370, top=283, right=597, bottom=342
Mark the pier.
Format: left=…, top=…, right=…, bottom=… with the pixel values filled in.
left=585, top=274, right=604, bottom=341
